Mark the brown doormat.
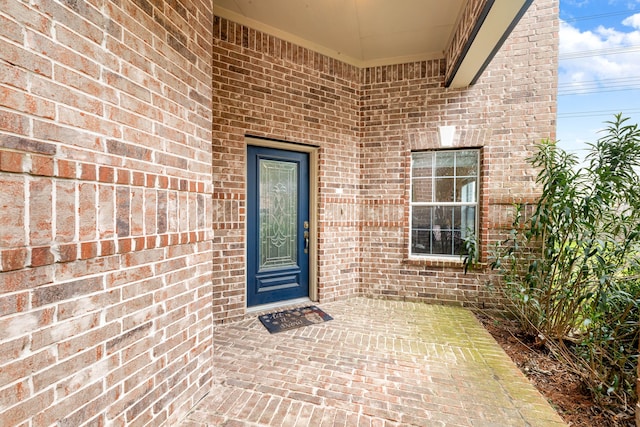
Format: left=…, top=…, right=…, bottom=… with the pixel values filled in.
left=258, top=305, right=333, bottom=334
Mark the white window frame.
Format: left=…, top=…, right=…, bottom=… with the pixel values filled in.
left=409, top=149, right=480, bottom=258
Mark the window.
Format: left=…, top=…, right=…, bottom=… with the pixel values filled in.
left=410, top=149, right=479, bottom=257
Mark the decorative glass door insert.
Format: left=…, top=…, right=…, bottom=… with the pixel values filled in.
left=259, top=159, right=298, bottom=270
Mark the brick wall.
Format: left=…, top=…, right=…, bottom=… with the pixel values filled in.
left=212, top=0, right=558, bottom=321
left=0, top=0, right=214, bottom=425
left=212, top=17, right=362, bottom=322
left=359, top=0, right=558, bottom=306
left=0, top=0, right=558, bottom=422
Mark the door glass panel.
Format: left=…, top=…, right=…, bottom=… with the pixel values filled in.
left=259, top=159, right=298, bottom=270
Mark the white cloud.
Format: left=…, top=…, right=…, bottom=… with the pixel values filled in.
left=608, top=0, right=640, bottom=9
left=622, top=13, right=640, bottom=28
left=566, top=0, right=591, bottom=7
left=559, top=18, right=640, bottom=93
left=625, top=1, right=640, bottom=9
left=557, top=5, right=640, bottom=157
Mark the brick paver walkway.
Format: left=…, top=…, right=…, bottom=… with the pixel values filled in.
left=182, top=297, right=566, bottom=426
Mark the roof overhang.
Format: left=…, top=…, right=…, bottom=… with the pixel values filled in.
left=446, top=0, right=533, bottom=88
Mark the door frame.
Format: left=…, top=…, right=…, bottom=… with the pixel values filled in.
left=245, top=136, right=319, bottom=304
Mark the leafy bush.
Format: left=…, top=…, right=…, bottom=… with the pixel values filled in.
left=489, top=114, right=640, bottom=412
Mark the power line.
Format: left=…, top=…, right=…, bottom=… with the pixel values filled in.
left=560, top=44, right=640, bottom=60
left=559, top=87, right=640, bottom=96
left=558, top=76, right=640, bottom=88
left=558, top=75, right=640, bottom=98
left=558, top=76, right=640, bottom=96
left=557, top=10, right=640, bottom=121
left=558, top=108, right=640, bottom=119
left=560, top=9, right=640, bottom=60
left=561, top=10, right=636, bottom=24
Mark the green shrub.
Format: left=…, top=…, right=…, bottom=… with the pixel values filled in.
left=489, top=114, right=640, bottom=412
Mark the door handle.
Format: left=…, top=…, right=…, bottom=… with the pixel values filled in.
left=303, top=230, right=309, bottom=254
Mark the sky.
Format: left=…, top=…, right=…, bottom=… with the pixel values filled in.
left=557, top=0, right=640, bottom=158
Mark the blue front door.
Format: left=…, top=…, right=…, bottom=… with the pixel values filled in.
left=247, top=146, right=310, bottom=307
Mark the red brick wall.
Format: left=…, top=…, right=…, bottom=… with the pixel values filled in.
left=0, top=0, right=214, bottom=425
left=0, top=0, right=558, bottom=421
left=212, top=17, right=362, bottom=322
left=360, top=0, right=558, bottom=306
left=212, top=0, right=558, bottom=321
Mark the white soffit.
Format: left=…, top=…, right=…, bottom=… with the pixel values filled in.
left=447, top=0, right=532, bottom=88
left=213, top=0, right=465, bottom=68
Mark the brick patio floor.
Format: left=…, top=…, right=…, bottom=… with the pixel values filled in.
left=181, top=297, right=566, bottom=426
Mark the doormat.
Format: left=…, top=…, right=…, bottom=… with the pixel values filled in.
left=258, top=306, right=333, bottom=334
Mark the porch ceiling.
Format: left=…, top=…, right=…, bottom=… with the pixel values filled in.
left=214, top=0, right=466, bottom=66
left=213, top=0, right=533, bottom=87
